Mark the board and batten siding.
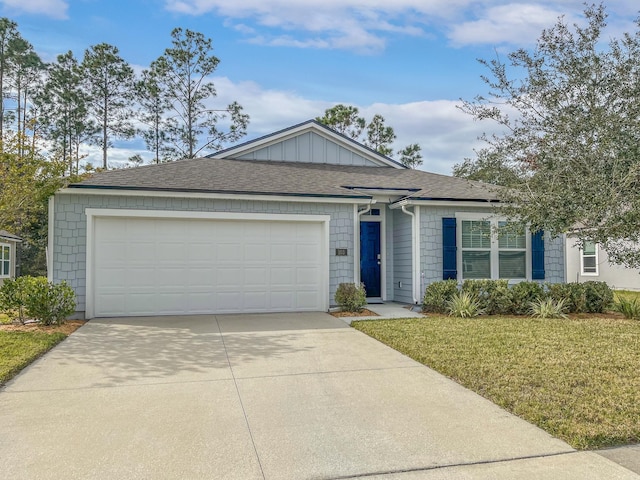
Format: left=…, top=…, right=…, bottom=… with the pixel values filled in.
left=52, top=193, right=355, bottom=316
left=384, top=205, right=395, bottom=300
left=393, top=208, right=413, bottom=303
left=236, top=132, right=382, bottom=167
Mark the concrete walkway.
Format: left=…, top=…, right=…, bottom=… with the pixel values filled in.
left=0, top=313, right=637, bottom=479
left=339, top=301, right=425, bottom=323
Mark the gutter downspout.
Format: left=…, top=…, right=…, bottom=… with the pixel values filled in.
left=401, top=204, right=420, bottom=304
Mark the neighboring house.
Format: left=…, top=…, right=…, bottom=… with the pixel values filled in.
left=48, top=120, right=565, bottom=319
left=0, top=230, right=22, bottom=285
left=565, top=236, right=640, bottom=290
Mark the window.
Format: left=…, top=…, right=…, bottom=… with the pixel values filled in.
left=581, top=241, right=598, bottom=276
left=458, top=217, right=529, bottom=280
left=498, top=222, right=526, bottom=279
left=0, top=243, right=10, bottom=277
left=461, top=220, right=491, bottom=279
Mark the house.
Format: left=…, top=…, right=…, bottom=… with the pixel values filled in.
left=48, top=120, right=566, bottom=319
left=0, top=230, right=22, bottom=285
left=565, top=236, right=640, bottom=290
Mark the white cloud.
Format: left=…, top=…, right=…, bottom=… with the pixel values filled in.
left=164, top=0, right=461, bottom=53
left=205, top=78, right=493, bottom=175
left=448, top=3, right=575, bottom=46
left=0, top=0, right=68, bottom=19
left=164, top=0, right=638, bottom=52
left=97, top=77, right=491, bottom=175
left=359, top=100, right=490, bottom=174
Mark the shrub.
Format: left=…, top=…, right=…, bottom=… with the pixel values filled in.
left=0, top=276, right=76, bottom=326
left=423, top=280, right=458, bottom=313
left=447, top=291, right=484, bottom=318
left=335, top=282, right=367, bottom=313
left=582, top=281, right=614, bottom=313
left=547, top=283, right=587, bottom=313
left=461, top=279, right=512, bottom=315
left=615, top=296, right=640, bottom=320
left=510, top=281, right=546, bottom=315
left=0, top=276, right=39, bottom=324
left=26, top=278, right=76, bottom=326
left=529, top=298, right=568, bottom=319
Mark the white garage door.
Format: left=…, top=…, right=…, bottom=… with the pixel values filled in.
left=91, top=215, right=326, bottom=317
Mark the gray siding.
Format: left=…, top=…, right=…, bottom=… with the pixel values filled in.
left=544, top=234, right=565, bottom=284
left=565, top=235, right=639, bottom=289
left=385, top=205, right=394, bottom=300
left=393, top=208, right=413, bottom=303
left=52, top=193, right=355, bottom=315
left=418, top=206, right=565, bottom=296
left=237, top=132, right=382, bottom=167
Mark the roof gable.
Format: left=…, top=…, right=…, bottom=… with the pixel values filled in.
left=211, top=120, right=406, bottom=169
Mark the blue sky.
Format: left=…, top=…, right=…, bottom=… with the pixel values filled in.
left=2, top=0, right=638, bottom=173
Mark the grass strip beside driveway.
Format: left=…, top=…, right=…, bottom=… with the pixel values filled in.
left=0, top=331, right=67, bottom=385
left=353, top=316, right=640, bottom=450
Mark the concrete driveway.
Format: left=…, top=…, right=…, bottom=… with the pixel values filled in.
left=0, top=313, right=636, bottom=479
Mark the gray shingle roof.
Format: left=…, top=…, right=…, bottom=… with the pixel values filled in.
left=0, top=230, right=22, bottom=242
left=69, top=158, right=500, bottom=202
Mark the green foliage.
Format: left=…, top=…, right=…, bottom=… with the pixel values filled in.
left=82, top=42, right=135, bottom=169
left=529, top=298, right=568, bottom=319
left=615, top=296, right=640, bottom=320
left=36, top=50, right=97, bottom=176
left=0, top=276, right=75, bottom=325
left=316, top=105, right=421, bottom=165
left=422, top=279, right=458, bottom=314
left=365, top=114, right=395, bottom=156
left=397, top=143, right=423, bottom=169
left=458, top=4, right=640, bottom=268
left=335, top=283, right=367, bottom=313
left=582, top=281, right=614, bottom=314
left=461, top=279, right=512, bottom=315
left=0, top=276, right=34, bottom=323
left=149, top=27, right=249, bottom=159
left=447, top=291, right=483, bottom=318
left=547, top=283, right=587, bottom=314
left=23, top=277, right=76, bottom=326
left=315, top=104, right=365, bottom=140
left=510, top=281, right=546, bottom=314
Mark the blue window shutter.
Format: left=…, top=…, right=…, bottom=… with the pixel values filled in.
left=442, top=218, right=457, bottom=280
left=531, top=230, right=545, bottom=280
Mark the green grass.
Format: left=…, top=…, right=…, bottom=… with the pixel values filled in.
left=614, top=290, right=640, bottom=302
left=0, top=331, right=67, bottom=385
left=353, top=316, right=640, bottom=450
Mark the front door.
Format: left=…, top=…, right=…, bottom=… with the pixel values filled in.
left=360, top=221, right=381, bottom=298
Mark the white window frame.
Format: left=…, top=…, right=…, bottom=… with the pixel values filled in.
left=580, top=241, right=599, bottom=276
left=0, top=242, right=11, bottom=278
left=455, top=213, right=531, bottom=281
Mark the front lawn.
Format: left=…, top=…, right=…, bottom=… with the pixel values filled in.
left=0, top=330, right=67, bottom=385
left=353, top=316, right=640, bottom=450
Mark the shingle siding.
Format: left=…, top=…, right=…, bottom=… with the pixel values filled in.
left=53, top=193, right=355, bottom=315
left=544, top=234, right=565, bottom=284
left=418, top=206, right=566, bottom=298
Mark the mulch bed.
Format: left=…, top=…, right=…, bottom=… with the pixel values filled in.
left=0, top=320, right=87, bottom=335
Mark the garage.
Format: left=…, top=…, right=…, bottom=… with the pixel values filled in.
left=86, top=210, right=329, bottom=318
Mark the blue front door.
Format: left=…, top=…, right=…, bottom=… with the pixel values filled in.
left=360, top=222, right=381, bottom=298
